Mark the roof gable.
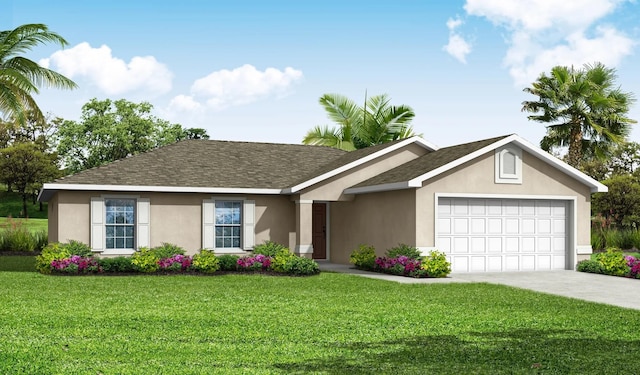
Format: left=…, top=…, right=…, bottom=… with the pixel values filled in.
left=345, top=134, right=607, bottom=194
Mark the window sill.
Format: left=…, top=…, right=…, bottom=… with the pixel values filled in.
left=94, top=249, right=136, bottom=256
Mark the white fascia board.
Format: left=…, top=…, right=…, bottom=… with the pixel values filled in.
left=343, top=181, right=412, bottom=195
left=286, top=136, right=438, bottom=194
left=407, top=134, right=608, bottom=193
left=39, top=183, right=282, bottom=201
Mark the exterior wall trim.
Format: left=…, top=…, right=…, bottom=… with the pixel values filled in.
left=433, top=193, right=579, bottom=271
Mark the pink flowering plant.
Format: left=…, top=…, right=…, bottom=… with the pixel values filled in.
left=51, top=255, right=101, bottom=274
left=374, top=255, right=422, bottom=276
left=158, top=254, right=193, bottom=272
left=626, top=255, right=640, bottom=278
left=237, top=254, right=272, bottom=271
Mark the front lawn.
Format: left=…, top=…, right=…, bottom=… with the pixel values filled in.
left=0, top=217, right=48, bottom=233
left=0, top=272, right=638, bottom=374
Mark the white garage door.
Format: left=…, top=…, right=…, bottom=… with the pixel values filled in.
left=437, top=198, right=568, bottom=272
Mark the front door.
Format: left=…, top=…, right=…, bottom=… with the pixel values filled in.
left=312, top=203, right=327, bottom=259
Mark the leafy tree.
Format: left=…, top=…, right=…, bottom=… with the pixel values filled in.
left=0, top=23, right=77, bottom=126
left=0, top=142, right=59, bottom=217
left=592, top=175, right=640, bottom=228
left=0, top=109, right=57, bottom=150
left=580, top=142, right=640, bottom=180
left=522, top=62, right=636, bottom=168
left=303, top=93, right=416, bottom=151
left=55, top=98, right=208, bottom=173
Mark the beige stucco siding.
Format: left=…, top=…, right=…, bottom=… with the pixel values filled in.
left=300, top=143, right=427, bottom=201
left=415, top=150, right=592, bottom=251
left=330, top=189, right=416, bottom=264
left=49, top=191, right=295, bottom=255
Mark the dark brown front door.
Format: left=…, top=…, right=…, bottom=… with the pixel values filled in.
left=312, top=203, right=327, bottom=259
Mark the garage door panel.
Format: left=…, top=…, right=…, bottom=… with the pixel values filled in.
left=437, top=198, right=568, bottom=272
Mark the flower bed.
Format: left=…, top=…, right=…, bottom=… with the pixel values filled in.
left=577, top=247, right=640, bottom=279
left=350, top=244, right=451, bottom=278
left=36, top=241, right=320, bottom=276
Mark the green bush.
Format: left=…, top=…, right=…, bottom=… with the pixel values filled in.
left=35, top=243, right=71, bottom=274
left=281, top=256, right=319, bottom=276
left=272, top=247, right=295, bottom=273
left=191, top=249, right=220, bottom=274
left=253, top=241, right=287, bottom=257
left=420, top=251, right=451, bottom=278
left=603, top=230, right=626, bottom=249
left=98, top=256, right=134, bottom=273
left=131, top=247, right=160, bottom=273
left=152, top=243, right=186, bottom=259
left=349, top=244, right=376, bottom=270
left=595, top=248, right=628, bottom=276
left=386, top=244, right=422, bottom=260
left=0, top=220, right=43, bottom=252
left=65, top=240, right=93, bottom=257
left=217, top=254, right=240, bottom=271
left=591, top=230, right=605, bottom=251
left=576, top=259, right=604, bottom=274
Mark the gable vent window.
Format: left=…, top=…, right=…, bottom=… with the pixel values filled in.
left=495, top=147, right=522, bottom=184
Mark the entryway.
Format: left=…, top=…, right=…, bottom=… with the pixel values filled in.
left=312, top=202, right=327, bottom=259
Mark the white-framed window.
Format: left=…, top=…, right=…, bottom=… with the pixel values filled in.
left=495, top=146, right=522, bottom=184
left=91, top=196, right=150, bottom=255
left=203, top=198, right=255, bottom=252
left=105, top=198, right=135, bottom=249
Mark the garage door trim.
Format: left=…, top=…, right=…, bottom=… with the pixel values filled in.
left=434, top=193, right=577, bottom=272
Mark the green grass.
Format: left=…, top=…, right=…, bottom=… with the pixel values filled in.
left=0, top=217, right=48, bottom=233
left=0, top=272, right=638, bottom=374
left=0, top=256, right=35, bottom=271
left=0, top=189, right=47, bottom=219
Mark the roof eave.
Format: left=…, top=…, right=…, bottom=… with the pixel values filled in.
left=38, top=183, right=284, bottom=202
left=288, top=136, right=438, bottom=193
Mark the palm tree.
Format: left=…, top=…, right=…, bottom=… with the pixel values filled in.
left=0, top=23, right=77, bottom=126
left=303, top=93, right=416, bottom=151
left=522, top=62, right=636, bottom=168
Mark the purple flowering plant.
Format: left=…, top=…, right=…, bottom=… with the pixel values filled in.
left=51, top=255, right=101, bottom=274
left=626, top=255, right=640, bottom=278
left=237, top=254, right=272, bottom=271
left=374, top=255, right=422, bottom=276
left=158, top=254, right=193, bottom=271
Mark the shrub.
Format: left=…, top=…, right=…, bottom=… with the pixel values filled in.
left=51, top=255, right=101, bottom=274
left=35, top=243, right=71, bottom=274
left=386, top=244, right=422, bottom=260
left=375, top=256, right=421, bottom=276
left=595, top=248, right=628, bottom=276
left=64, top=240, right=93, bottom=257
left=272, top=247, right=295, bottom=273
left=0, top=218, right=40, bottom=252
left=576, top=259, right=604, bottom=274
left=420, top=251, right=451, bottom=278
left=191, top=250, right=220, bottom=273
left=217, top=254, right=239, bottom=271
left=98, top=256, right=134, bottom=273
left=603, top=230, right=626, bottom=250
left=253, top=241, right=287, bottom=257
left=626, top=255, right=640, bottom=278
left=349, top=244, right=376, bottom=270
left=237, top=254, right=271, bottom=271
left=281, top=256, right=319, bottom=276
left=152, top=243, right=186, bottom=259
left=158, top=254, right=192, bottom=272
left=131, top=247, right=160, bottom=273
left=591, top=230, right=605, bottom=251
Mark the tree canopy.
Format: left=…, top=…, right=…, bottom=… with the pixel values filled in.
left=303, top=93, right=416, bottom=151
left=55, top=98, right=209, bottom=173
left=0, top=23, right=77, bottom=126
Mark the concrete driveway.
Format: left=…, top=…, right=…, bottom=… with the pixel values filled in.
left=319, top=263, right=640, bottom=310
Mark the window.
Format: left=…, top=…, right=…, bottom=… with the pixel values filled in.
left=91, top=196, right=149, bottom=255
left=495, top=147, right=522, bottom=184
left=202, top=198, right=255, bottom=252
left=215, top=201, right=242, bottom=248
left=105, top=198, right=135, bottom=249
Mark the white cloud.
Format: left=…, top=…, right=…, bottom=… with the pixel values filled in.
left=444, top=17, right=472, bottom=63
left=168, top=64, right=303, bottom=112
left=457, top=0, right=635, bottom=86
left=39, top=42, right=172, bottom=96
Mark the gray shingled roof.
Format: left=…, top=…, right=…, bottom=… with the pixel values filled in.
left=52, top=140, right=347, bottom=189
left=350, top=135, right=511, bottom=188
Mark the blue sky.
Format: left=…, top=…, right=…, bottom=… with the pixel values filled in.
left=7, top=0, right=640, bottom=148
